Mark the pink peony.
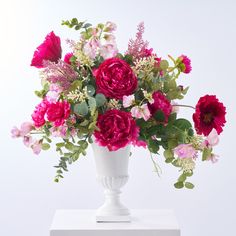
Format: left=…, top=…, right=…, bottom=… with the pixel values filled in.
left=94, top=58, right=137, bottom=99
left=174, top=144, right=197, bottom=159
left=148, top=91, right=172, bottom=122
left=94, top=109, right=139, bottom=151
left=46, top=101, right=70, bottom=127
left=131, top=104, right=151, bottom=121
left=178, top=55, right=192, bottom=74
left=64, top=52, right=73, bottom=65
left=32, top=100, right=49, bottom=128
left=132, top=139, right=147, bottom=148
left=31, top=31, right=62, bottom=68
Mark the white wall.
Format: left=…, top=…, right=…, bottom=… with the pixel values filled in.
left=0, top=0, right=235, bottom=235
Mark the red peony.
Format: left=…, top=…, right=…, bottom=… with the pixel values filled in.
left=47, top=101, right=70, bottom=127
left=94, top=109, right=139, bottom=151
left=193, top=95, right=226, bottom=136
left=31, top=31, right=62, bottom=68
left=94, top=57, right=137, bottom=99
left=148, top=91, right=172, bottom=122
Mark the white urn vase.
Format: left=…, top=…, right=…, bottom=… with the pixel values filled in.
left=91, top=141, right=131, bottom=222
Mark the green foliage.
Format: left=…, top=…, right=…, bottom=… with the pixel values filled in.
left=202, top=148, right=212, bottom=161
left=74, top=102, right=89, bottom=116
left=95, top=93, right=107, bottom=107
left=185, top=182, right=195, bottom=189
left=62, top=18, right=86, bottom=30
left=153, top=110, right=165, bottom=122
left=174, top=182, right=184, bottom=189
left=42, top=143, right=50, bottom=150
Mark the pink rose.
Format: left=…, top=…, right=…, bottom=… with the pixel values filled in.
left=148, top=91, right=172, bottom=122
left=94, top=58, right=138, bottom=99
left=31, top=31, right=62, bottom=68
left=94, top=109, right=139, bottom=151
left=46, top=101, right=70, bottom=127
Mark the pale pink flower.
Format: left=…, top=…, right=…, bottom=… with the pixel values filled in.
left=105, top=22, right=117, bottom=32
left=174, top=144, right=197, bottom=159
left=31, top=140, right=42, bottom=155
left=50, top=125, right=68, bottom=138
left=123, top=95, right=135, bottom=108
left=171, top=101, right=179, bottom=113
left=23, top=135, right=33, bottom=147
left=11, top=127, right=21, bottom=138
left=20, top=122, right=34, bottom=136
left=208, top=154, right=219, bottom=163
left=46, top=84, right=62, bottom=103
left=83, top=38, right=101, bottom=59
left=131, top=104, right=151, bottom=121
left=204, top=128, right=219, bottom=147
left=100, top=44, right=118, bottom=59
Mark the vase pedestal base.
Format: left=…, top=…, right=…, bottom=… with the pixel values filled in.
left=96, top=214, right=130, bottom=222
left=50, top=209, right=180, bottom=236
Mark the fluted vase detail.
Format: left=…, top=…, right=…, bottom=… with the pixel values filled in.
left=92, top=141, right=131, bottom=222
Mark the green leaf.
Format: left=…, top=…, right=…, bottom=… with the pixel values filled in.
left=86, top=85, right=95, bottom=96
left=164, top=149, right=174, bottom=159
left=65, top=142, right=75, bottom=151
left=185, top=182, right=195, bottom=189
left=174, top=182, right=184, bottom=189
left=159, top=60, right=169, bottom=70
left=148, top=139, right=160, bottom=153
left=42, top=143, right=50, bottom=150
left=202, top=148, right=212, bottom=161
left=153, top=110, right=165, bottom=122
left=173, top=118, right=192, bottom=131
left=83, top=23, right=92, bottom=28
left=165, top=158, right=174, bottom=163
left=178, top=173, right=187, bottom=182
left=168, top=112, right=177, bottom=124
left=74, top=102, right=89, bottom=116
left=69, top=80, right=82, bottom=91
left=88, top=96, right=96, bottom=113
left=95, top=93, right=106, bottom=107
left=56, top=142, right=65, bottom=148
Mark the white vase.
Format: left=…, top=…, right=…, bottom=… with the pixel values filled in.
left=91, top=141, right=131, bottom=222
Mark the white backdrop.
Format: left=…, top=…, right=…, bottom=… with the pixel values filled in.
left=0, top=0, right=235, bottom=235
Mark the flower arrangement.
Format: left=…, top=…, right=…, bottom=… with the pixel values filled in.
left=12, top=18, right=226, bottom=188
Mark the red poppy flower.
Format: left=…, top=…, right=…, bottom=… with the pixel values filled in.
left=193, top=95, right=226, bottom=136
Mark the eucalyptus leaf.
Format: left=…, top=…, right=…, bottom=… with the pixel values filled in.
left=95, top=93, right=106, bottom=107
left=74, top=102, right=89, bottom=116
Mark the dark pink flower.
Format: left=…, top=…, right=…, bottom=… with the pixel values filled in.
left=32, top=100, right=49, bottom=128
left=94, top=57, right=137, bottom=99
left=94, top=109, right=139, bottom=151
left=178, top=55, right=192, bottom=74
left=193, top=95, right=226, bottom=136
left=31, top=31, right=62, bottom=68
left=46, top=101, right=70, bottom=127
left=64, top=52, right=73, bottom=65
left=148, top=91, right=172, bottom=122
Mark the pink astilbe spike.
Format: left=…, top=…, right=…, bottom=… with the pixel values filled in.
left=126, top=22, right=151, bottom=60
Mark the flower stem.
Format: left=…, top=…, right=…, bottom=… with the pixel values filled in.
left=172, top=104, right=195, bottom=110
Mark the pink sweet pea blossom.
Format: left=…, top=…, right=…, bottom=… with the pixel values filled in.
left=202, top=128, right=219, bottom=148
left=20, top=122, right=34, bottom=136
left=123, top=95, right=135, bottom=108
left=131, top=104, right=151, bottom=121
left=105, top=22, right=117, bottom=32
left=174, top=144, right=197, bottom=159
left=208, top=154, right=219, bottom=163
left=31, top=31, right=62, bottom=68
left=46, top=84, right=62, bottom=103
left=23, top=135, right=33, bottom=147
left=31, top=140, right=42, bottom=155
left=11, top=127, right=21, bottom=138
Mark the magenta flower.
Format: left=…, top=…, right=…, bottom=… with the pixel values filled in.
left=178, top=55, right=192, bottom=74
left=31, top=31, right=62, bottom=68
left=64, top=52, right=73, bottom=65
left=32, top=100, right=49, bottom=128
